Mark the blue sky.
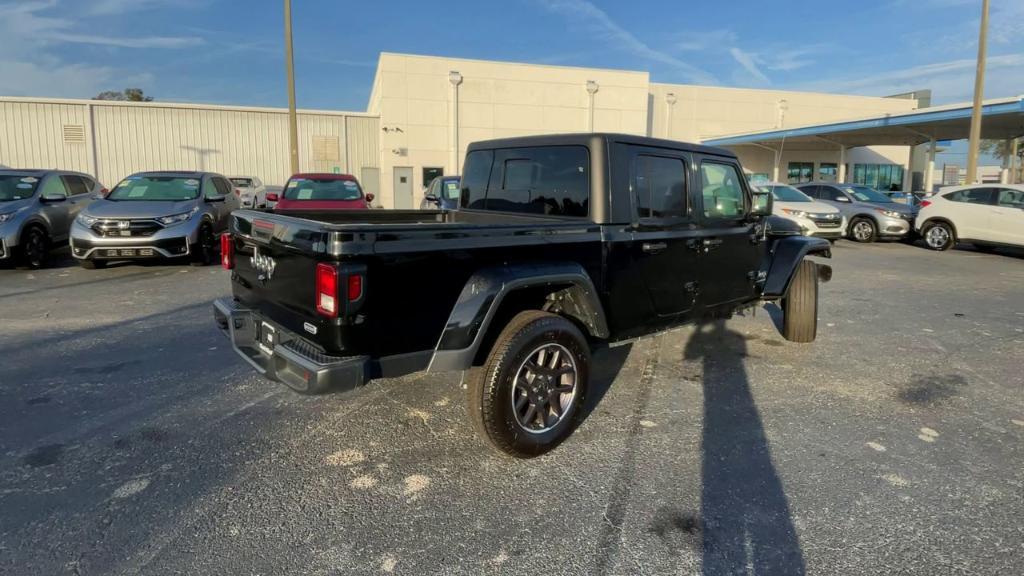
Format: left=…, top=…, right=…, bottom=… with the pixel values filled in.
left=1, top=0, right=1020, bottom=163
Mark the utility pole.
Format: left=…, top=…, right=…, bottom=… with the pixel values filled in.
left=284, top=0, right=300, bottom=174
left=965, top=0, right=989, bottom=184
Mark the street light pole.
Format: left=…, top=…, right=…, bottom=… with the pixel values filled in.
left=284, top=0, right=300, bottom=175
left=965, top=0, right=989, bottom=184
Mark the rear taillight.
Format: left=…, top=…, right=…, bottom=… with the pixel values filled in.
left=234, top=188, right=241, bottom=196
left=221, top=233, right=233, bottom=269
left=316, top=263, right=338, bottom=318
left=920, top=200, right=931, bottom=208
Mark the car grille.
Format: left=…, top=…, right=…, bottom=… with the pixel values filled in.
left=809, top=213, right=842, bottom=228
left=92, top=219, right=164, bottom=237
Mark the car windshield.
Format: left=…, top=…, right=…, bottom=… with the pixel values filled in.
left=840, top=185, right=892, bottom=203
left=0, top=174, right=41, bottom=201
left=107, top=176, right=202, bottom=201
left=284, top=178, right=362, bottom=200
left=767, top=184, right=811, bottom=202
left=230, top=178, right=253, bottom=187
left=442, top=179, right=461, bottom=200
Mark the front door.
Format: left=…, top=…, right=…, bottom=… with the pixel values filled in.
left=991, top=187, right=1024, bottom=245
left=38, top=174, right=71, bottom=239
left=393, top=167, right=413, bottom=209
left=947, top=187, right=995, bottom=241
left=695, top=157, right=762, bottom=309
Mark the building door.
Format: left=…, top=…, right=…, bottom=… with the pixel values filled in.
left=360, top=167, right=380, bottom=202
left=393, top=167, right=413, bottom=209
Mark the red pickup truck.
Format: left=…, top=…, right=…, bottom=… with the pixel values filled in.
left=270, top=173, right=374, bottom=212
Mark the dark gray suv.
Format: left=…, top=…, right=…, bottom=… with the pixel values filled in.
left=0, top=169, right=103, bottom=268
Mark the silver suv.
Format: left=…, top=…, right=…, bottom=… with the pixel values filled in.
left=797, top=182, right=917, bottom=243
left=0, top=169, right=103, bottom=268
left=70, top=171, right=239, bottom=269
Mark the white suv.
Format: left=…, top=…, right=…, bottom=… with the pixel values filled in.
left=915, top=184, right=1024, bottom=251
left=228, top=176, right=267, bottom=209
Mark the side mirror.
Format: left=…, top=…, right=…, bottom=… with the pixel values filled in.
left=365, top=193, right=375, bottom=204
left=836, top=196, right=851, bottom=203
left=750, top=190, right=773, bottom=218
left=99, top=188, right=109, bottom=197
left=40, top=194, right=66, bottom=203
left=424, top=193, right=439, bottom=204
left=266, top=192, right=279, bottom=202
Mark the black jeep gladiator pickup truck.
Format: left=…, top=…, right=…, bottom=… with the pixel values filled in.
left=214, top=133, right=831, bottom=457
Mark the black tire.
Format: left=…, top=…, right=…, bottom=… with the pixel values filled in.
left=782, top=260, right=818, bottom=343
left=191, top=224, right=216, bottom=266
left=78, top=259, right=106, bottom=270
left=922, top=221, right=954, bottom=251
left=467, top=310, right=590, bottom=458
left=848, top=217, right=878, bottom=243
left=19, top=226, right=49, bottom=269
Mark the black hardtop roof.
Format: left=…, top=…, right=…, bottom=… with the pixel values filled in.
left=466, top=132, right=736, bottom=158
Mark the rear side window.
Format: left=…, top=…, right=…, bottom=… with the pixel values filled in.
left=466, top=146, right=589, bottom=217
left=634, top=155, right=686, bottom=219
left=943, top=188, right=993, bottom=205
left=700, top=162, right=746, bottom=218
left=460, top=150, right=494, bottom=210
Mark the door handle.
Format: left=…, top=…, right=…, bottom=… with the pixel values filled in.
left=642, top=241, right=668, bottom=254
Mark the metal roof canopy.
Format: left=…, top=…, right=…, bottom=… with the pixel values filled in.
left=703, top=96, right=1024, bottom=150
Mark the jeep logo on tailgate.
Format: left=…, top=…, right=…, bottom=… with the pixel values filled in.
left=251, top=246, right=276, bottom=283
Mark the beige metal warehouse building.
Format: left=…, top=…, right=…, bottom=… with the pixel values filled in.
left=1, top=52, right=929, bottom=207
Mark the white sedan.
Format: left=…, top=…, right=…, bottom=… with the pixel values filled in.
left=229, top=176, right=267, bottom=209
left=915, top=184, right=1024, bottom=251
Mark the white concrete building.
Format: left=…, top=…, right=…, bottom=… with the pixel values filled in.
left=2, top=52, right=936, bottom=207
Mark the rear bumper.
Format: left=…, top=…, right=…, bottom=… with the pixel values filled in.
left=212, top=298, right=370, bottom=393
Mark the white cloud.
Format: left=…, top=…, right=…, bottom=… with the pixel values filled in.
left=794, top=53, right=1024, bottom=103
left=536, top=0, right=717, bottom=84
left=676, top=29, right=737, bottom=52
left=87, top=0, right=200, bottom=15
left=729, top=47, right=769, bottom=83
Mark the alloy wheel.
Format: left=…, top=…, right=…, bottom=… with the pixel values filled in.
left=853, top=221, right=874, bottom=241
left=511, top=343, right=578, bottom=434
left=926, top=225, right=949, bottom=249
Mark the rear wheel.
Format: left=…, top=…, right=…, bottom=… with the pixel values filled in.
left=467, top=310, right=590, bottom=458
left=191, top=224, right=216, bottom=266
left=19, top=227, right=49, bottom=269
left=782, top=260, right=818, bottom=343
left=922, top=221, right=954, bottom=251
left=849, top=218, right=877, bottom=243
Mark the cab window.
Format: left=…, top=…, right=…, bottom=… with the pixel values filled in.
left=700, top=162, right=745, bottom=218
left=634, top=155, right=686, bottom=219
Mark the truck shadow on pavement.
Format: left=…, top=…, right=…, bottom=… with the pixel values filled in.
left=685, top=320, right=806, bottom=575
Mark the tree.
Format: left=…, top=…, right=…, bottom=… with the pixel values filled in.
left=979, top=139, right=1022, bottom=164
left=93, top=88, right=153, bottom=102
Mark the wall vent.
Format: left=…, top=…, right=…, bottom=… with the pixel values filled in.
left=63, top=124, right=86, bottom=144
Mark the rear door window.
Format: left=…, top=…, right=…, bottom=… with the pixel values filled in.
left=634, top=155, right=687, bottom=219
left=995, top=188, right=1024, bottom=208
left=699, top=162, right=746, bottom=219
left=944, top=188, right=994, bottom=205
left=474, top=146, right=589, bottom=217
left=61, top=175, right=89, bottom=196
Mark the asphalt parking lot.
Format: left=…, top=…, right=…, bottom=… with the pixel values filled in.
left=1, top=242, right=1022, bottom=576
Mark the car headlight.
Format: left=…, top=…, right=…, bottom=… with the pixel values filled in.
left=0, top=212, right=15, bottom=224
left=76, top=213, right=99, bottom=226
left=781, top=208, right=808, bottom=218
left=875, top=208, right=901, bottom=218
left=158, top=207, right=198, bottom=226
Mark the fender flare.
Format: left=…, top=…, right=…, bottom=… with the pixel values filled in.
left=761, top=235, right=832, bottom=299
left=17, top=216, right=52, bottom=243
left=427, top=261, right=608, bottom=373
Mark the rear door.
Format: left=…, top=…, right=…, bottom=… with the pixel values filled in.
left=623, top=145, right=701, bottom=319
left=61, top=175, right=93, bottom=221
left=695, top=156, right=762, bottom=308
left=991, top=188, right=1024, bottom=245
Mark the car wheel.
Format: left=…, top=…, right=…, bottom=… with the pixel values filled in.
left=467, top=310, right=590, bottom=458
left=19, top=227, right=49, bottom=269
left=191, top=224, right=216, bottom=266
left=849, top=218, right=877, bottom=243
left=922, top=221, right=954, bottom=251
left=78, top=259, right=106, bottom=270
left=782, top=260, right=818, bottom=343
